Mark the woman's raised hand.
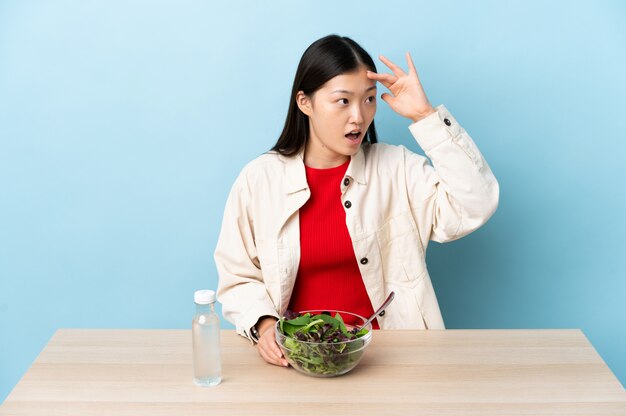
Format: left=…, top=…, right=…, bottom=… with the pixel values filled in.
left=367, top=52, right=435, bottom=123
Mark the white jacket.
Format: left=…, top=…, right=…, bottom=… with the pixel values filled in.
left=215, top=105, right=499, bottom=343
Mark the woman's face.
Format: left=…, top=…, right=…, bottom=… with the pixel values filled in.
left=297, top=66, right=377, bottom=168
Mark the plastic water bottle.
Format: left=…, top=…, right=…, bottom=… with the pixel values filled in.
left=192, top=289, right=221, bottom=386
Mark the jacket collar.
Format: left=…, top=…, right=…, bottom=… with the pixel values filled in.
left=281, top=148, right=308, bottom=194
left=280, top=145, right=368, bottom=194
left=345, top=145, right=367, bottom=185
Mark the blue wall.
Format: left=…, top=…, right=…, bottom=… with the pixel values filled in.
left=1, top=0, right=625, bottom=402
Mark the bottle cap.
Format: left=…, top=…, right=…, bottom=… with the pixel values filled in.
left=194, top=289, right=216, bottom=305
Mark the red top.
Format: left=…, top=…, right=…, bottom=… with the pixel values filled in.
left=287, top=159, right=379, bottom=329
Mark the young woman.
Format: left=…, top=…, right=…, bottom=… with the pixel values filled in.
left=215, top=34, right=499, bottom=367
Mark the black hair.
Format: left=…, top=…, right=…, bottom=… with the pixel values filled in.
left=270, top=34, right=378, bottom=156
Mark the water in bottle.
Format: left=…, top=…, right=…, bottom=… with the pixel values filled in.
left=192, top=289, right=221, bottom=386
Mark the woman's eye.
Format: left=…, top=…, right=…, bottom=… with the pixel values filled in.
left=366, top=96, right=376, bottom=103
left=338, top=98, right=349, bottom=105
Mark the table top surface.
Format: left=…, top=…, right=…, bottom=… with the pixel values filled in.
left=1, top=328, right=625, bottom=416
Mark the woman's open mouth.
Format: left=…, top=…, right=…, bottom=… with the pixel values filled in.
left=345, top=130, right=362, bottom=142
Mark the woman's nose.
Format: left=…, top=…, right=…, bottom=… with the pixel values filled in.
left=350, top=104, right=364, bottom=124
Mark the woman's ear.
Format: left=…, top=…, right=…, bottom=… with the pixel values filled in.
left=296, top=91, right=312, bottom=116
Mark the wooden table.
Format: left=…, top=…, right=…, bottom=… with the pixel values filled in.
left=1, top=329, right=625, bottom=415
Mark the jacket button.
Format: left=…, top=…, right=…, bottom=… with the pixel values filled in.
left=444, top=118, right=451, bottom=126
left=360, top=257, right=368, bottom=265
left=343, top=177, right=350, bottom=186
left=379, top=310, right=385, bottom=317
left=344, top=200, right=352, bottom=209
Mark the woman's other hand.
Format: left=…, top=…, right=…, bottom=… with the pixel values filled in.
left=367, top=52, right=435, bottom=123
left=255, top=317, right=289, bottom=367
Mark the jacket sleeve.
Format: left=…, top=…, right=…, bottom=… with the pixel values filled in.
left=405, top=104, right=499, bottom=243
left=214, top=171, right=280, bottom=344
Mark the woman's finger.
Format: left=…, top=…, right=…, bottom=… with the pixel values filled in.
left=405, top=51, right=419, bottom=77
left=379, top=55, right=406, bottom=77
left=268, top=340, right=283, bottom=361
left=259, top=341, right=283, bottom=366
left=273, top=342, right=288, bottom=367
left=380, top=92, right=395, bottom=106
left=367, top=71, right=396, bottom=89
left=268, top=337, right=288, bottom=366
left=258, top=345, right=281, bottom=366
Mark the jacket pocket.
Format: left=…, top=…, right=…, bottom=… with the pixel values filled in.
left=382, top=269, right=428, bottom=329
left=376, top=212, right=425, bottom=284
left=376, top=212, right=416, bottom=246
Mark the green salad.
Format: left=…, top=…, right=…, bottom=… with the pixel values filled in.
left=277, top=311, right=369, bottom=376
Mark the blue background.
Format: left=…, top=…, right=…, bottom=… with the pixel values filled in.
left=1, top=0, right=625, bottom=402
